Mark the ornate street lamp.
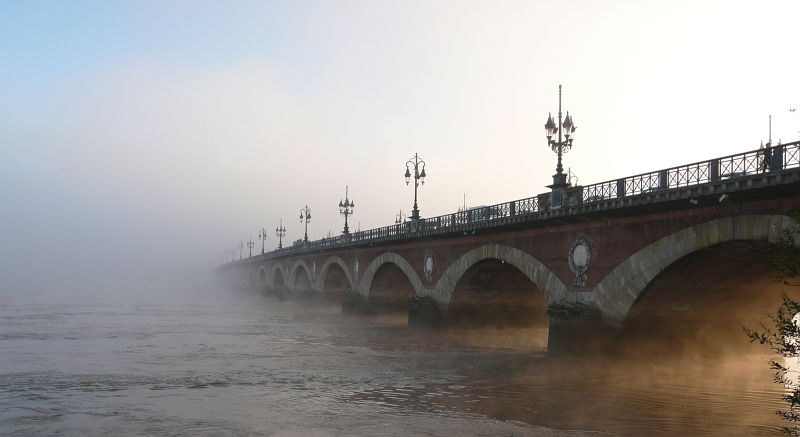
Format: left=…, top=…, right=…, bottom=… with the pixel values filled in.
left=246, top=236, right=255, bottom=258
left=545, top=85, right=577, bottom=207
left=238, top=240, right=244, bottom=261
left=258, top=228, right=267, bottom=254
left=338, top=185, right=355, bottom=235
left=404, top=153, right=427, bottom=221
left=299, top=205, right=311, bottom=243
left=395, top=210, right=405, bottom=224
left=275, top=218, right=286, bottom=249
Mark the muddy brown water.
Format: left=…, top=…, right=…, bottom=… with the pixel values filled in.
left=0, top=282, right=788, bottom=436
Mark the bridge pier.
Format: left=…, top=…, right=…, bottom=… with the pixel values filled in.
left=341, top=290, right=375, bottom=315
left=547, top=303, right=613, bottom=356
left=291, top=287, right=318, bottom=300
left=263, top=285, right=289, bottom=300
left=408, top=296, right=444, bottom=328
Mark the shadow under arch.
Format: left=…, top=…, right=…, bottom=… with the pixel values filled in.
left=619, top=239, right=793, bottom=358
left=433, top=243, right=568, bottom=306
left=247, top=268, right=256, bottom=289
left=257, top=266, right=269, bottom=291
left=595, top=214, right=796, bottom=327
left=316, top=255, right=355, bottom=293
left=447, top=258, right=551, bottom=332
left=270, top=264, right=288, bottom=290
left=289, top=260, right=314, bottom=293
left=360, top=252, right=425, bottom=298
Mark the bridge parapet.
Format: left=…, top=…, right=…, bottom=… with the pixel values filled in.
left=233, top=141, right=800, bottom=264
left=219, top=142, right=800, bottom=353
left=582, top=141, right=798, bottom=200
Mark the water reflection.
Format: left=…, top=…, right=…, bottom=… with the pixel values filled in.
left=319, top=242, right=792, bottom=435
left=330, top=313, right=783, bottom=436
left=0, top=272, right=791, bottom=437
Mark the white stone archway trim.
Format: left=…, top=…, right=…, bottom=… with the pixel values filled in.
left=315, top=255, right=355, bottom=292
left=257, top=266, right=269, bottom=289
left=270, top=264, right=289, bottom=289
left=432, top=243, right=570, bottom=306
left=360, top=252, right=426, bottom=298
left=595, top=214, right=795, bottom=327
left=247, top=268, right=257, bottom=287
left=288, top=260, right=314, bottom=292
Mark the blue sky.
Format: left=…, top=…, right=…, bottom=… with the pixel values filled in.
left=1, top=1, right=799, bottom=294
left=2, top=2, right=298, bottom=107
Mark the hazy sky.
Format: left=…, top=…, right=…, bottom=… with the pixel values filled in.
left=2, top=0, right=799, bottom=294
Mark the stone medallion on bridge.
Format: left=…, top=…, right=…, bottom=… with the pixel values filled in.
left=423, top=252, right=434, bottom=282
left=568, top=237, right=592, bottom=287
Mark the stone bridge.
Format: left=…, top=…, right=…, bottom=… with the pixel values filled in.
left=220, top=142, right=800, bottom=352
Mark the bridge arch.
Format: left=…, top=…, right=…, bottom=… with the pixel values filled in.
left=433, top=243, right=569, bottom=306
left=247, top=268, right=256, bottom=289
left=270, top=264, right=289, bottom=289
left=316, top=255, right=355, bottom=292
left=257, top=266, right=269, bottom=290
left=241, top=268, right=248, bottom=288
left=595, top=214, right=797, bottom=327
left=289, top=260, right=314, bottom=293
left=361, top=252, right=425, bottom=298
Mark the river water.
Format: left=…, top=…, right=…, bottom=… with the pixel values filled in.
left=0, top=288, right=786, bottom=436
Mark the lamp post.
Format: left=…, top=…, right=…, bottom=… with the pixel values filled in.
left=544, top=85, right=577, bottom=207
left=258, top=228, right=266, bottom=254
left=275, top=218, right=286, bottom=249
left=247, top=236, right=255, bottom=258
left=299, top=205, right=311, bottom=243
left=404, top=153, right=427, bottom=221
left=395, top=210, right=405, bottom=224
left=238, top=240, right=244, bottom=261
left=338, top=185, right=355, bottom=235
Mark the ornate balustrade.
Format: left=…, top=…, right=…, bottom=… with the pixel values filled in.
left=242, top=141, right=800, bottom=263
left=581, top=141, right=799, bottom=202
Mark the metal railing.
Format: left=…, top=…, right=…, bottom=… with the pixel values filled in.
left=240, top=141, right=800, bottom=264
left=582, top=141, right=799, bottom=202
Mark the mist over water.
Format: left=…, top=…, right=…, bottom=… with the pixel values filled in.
left=0, top=267, right=790, bottom=436
left=4, top=2, right=800, bottom=435
left=0, top=288, right=580, bottom=437
left=0, top=234, right=791, bottom=436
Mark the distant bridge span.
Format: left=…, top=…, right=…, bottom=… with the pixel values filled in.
left=221, top=143, right=800, bottom=349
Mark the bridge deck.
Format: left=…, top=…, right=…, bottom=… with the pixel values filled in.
left=235, top=141, right=800, bottom=265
